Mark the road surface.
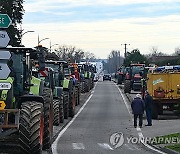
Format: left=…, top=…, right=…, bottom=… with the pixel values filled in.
left=52, top=81, right=157, bottom=154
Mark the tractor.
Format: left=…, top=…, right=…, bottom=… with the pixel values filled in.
left=43, top=60, right=70, bottom=124
left=0, top=47, right=53, bottom=153
left=80, top=64, right=96, bottom=93
left=69, top=63, right=81, bottom=106
left=124, top=64, right=145, bottom=93
left=63, top=63, right=77, bottom=118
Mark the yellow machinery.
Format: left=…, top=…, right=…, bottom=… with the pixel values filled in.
left=147, top=66, right=180, bottom=119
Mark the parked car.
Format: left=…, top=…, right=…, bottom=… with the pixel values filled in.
left=103, top=74, right=111, bottom=81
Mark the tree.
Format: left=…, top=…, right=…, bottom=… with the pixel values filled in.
left=84, top=51, right=96, bottom=61
left=55, top=45, right=86, bottom=63
left=124, top=49, right=148, bottom=66
left=107, top=50, right=123, bottom=73
left=0, top=0, right=24, bottom=46
left=174, top=47, right=180, bottom=56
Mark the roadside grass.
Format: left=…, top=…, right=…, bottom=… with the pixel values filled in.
left=152, top=133, right=180, bottom=153
left=152, top=133, right=180, bottom=145
left=165, top=144, right=180, bottom=153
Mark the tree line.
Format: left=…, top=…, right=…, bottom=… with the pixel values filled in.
left=106, top=46, right=180, bottom=73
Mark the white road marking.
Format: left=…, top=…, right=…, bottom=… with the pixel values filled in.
left=115, top=84, right=167, bottom=154
left=136, top=127, right=141, bottom=131
left=52, top=82, right=98, bottom=154
left=91, top=91, right=94, bottom=94
left=72, top=143, right=85, bottom=150
left=98, top=143, right=114, bottom=150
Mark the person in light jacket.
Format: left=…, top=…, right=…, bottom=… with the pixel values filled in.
left=131, top=94, right=145, bottom=128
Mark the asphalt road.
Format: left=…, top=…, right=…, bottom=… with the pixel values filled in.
left=52, top=81, right=156, bottom=154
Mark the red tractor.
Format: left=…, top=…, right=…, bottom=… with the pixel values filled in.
left=124, top=64, right=145, bottom=93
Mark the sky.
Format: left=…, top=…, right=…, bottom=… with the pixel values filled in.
left=22, top=0, right=180, bottom=59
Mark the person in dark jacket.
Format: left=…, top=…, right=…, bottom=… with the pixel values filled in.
left=131, top=94, right=145, bottom=128
left=144, top=91, right=153, bottom=126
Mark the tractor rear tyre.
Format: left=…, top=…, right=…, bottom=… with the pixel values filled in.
left=63, top=91, right=69, bottom=119
left=81, top=82, right=85, bottom=93
left=19, top=101, right=44, bottom=154
left=117, top=75, right=123, bottom=84
left=69, top=88, right=76, bottom=118
left=75, top=85, right=80, bottom=106
left=42, top=88, right=53, bottom=150
left=53, top=98, right=64, bottom=126
left=85, top=79, right=90, bottom=92
left=124, top=80, right=131, bottom=93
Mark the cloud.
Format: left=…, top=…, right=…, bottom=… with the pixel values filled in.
left=22, top=14, right=180, bottom=58
left=24, top=0, right=180, bottom=12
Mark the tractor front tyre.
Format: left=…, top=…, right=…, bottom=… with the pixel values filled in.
left=63, top=91, right=69, bottom=119
left=53, top=99, right=60, bottom=126
left=19, top=101, right=44, bottom=154
left=42, top=88, right=53, bottom=150
left=59, top=98, right=64, bottom=123
left=124, top=80, right=131, bottom=93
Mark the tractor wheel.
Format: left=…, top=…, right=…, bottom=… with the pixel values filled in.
left=69, top=88, right=76, bottom=118
left=59, top=97, right=64, bottom=123
left=53, top=99, right=60, bottom=126
left=124, top=80, right=131, bottom=93
left=42, top=88, right=53, bottom=150
left=63, top=91, right=69, bottom=119
left=118, top=75, right=123, bottom=84
left=75, top=86, right=78, bottom=106
left=19, top=101, right=44, bottom=154
left=152, top=103, right=159, bottom=119
left=85, top=79, right=90, bottom=92
left=81, top=82, right=85, bottom=93
left=77, top=86, right=80, bottom=105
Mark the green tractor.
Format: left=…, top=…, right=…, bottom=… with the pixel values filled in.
left=64, top=64, right=77, bottom=118
left=43, top=61, right=68, bottom=125
left=44, top=60, right=76, bottom=119
left=81, top=64, right=96, bottom=92
left=0, top=47, right=53, bottom=153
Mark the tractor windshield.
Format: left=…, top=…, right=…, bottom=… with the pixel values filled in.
left=46, top=63, right=59, bottom=71
left=132, top=66, right=144, bottom=76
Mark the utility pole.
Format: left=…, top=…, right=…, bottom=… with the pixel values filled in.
left=121, top=43, right=130, bottom=58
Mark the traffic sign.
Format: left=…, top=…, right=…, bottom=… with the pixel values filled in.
left=0, top=82, right=12, bottom=90
left=0, top=31, right=10, bottom=48
left=0, top=63, right=11, bottom=79
left=0, top=101, right=6, bottom=110
left=0, top=50, right=11, bottom=59
left=0, top=14, right=12, bottom=28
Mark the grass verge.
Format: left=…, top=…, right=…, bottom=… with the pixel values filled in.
left=153, top=133, right=180, bottom=153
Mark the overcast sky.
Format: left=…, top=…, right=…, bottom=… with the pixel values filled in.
left=22, top=0, right=180, bottom=58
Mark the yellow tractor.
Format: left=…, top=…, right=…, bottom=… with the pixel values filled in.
left=147, top=66, right=180, bottom=119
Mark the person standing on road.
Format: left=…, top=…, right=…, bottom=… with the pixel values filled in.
left=131, top=94, right=145, bottom=128
left=144, top=91, right=153, bottom=126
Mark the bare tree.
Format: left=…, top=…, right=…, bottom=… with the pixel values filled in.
left=174, top=47, right=180, bottom=56
left=55, top=45, right=85, bottom=63
left=107, top=50, right=123, bottom=73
